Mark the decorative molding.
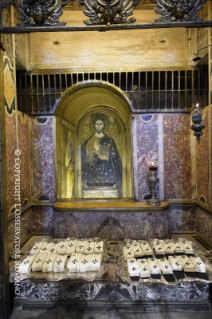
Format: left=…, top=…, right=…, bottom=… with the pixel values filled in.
left=150, top=0, right=208, bottom=22
left=83, top=0, right=136, bottom=25
left=3, top=55, right=15, bottom=115
left=1, top=20, right=212, bottom=33
left=62, top=119, right=76, bottom=132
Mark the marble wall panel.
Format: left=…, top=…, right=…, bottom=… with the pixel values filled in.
left=196, top=207, right=212, bottom=247
left=5, top=111, right=17, bottom=214
left=168, top=205, right=196, bottom=233
left=31, top=117, right=56, bottom=201
left=8, top=208, right=32, bottom=257
left=136, top=115, right=159, bottom=200
left=8, top=206, right=54, bottom=257
left=196, top=107, right=209, bottom=204
left=163, top=115, right=191, bottom=199
left=18, top=112, right=31, bottom=206
left=18, top=282, right=209, bottom=302
left=28, top=206, right=54, bottom=234
left=54, top=211, right=168, bottom=240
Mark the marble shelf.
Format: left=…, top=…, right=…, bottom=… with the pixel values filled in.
left=53, top=200, right=169, bottom=212
left=13, top=262, right=212, bottom=312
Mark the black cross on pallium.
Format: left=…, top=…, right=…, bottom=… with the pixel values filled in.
left=186, top=246, right=191, bottom=250
left=72, top=259, right=77, bottom=264
left=87, top=247, right=92, bottom=251
left=175, top=262, right=180, bottom=266
left=153, top=265, right=158, bottom=269
left=141, top=260, right=145, bottom=263
left=56, top=259, right=62, bottom=265
left=126, top=246, right=131, bottom=249
left=146, top=248, right=150, bottom=251
left=92, top=259, right=98, bottom=264
left=165, top=265, right=169, bottom=269
left=96, top=246, right=101, bottom=250
left=160, top=258, right=165, bottom=262
left=24, top=260, right=30, bottom=264
left=82, top=260, right=88, bottom=265
left=36, top=259, right=41, bottom=263
left=46, top=259, right=52, bottom=264
left=50, top=249, right=55, bottom=253
left=78, top=245, right=84, bottom=249
left=60, top=245, right=65, bottom=249
left=42, top=247, right=47, bottom=251
left=143, top=267, right=147, bottom=271
left=33, top=246, right=39, bottom=250
left=69, top=243, right=74, bottom=247
left=129, top=260, right=135, bottom=263
left=132, top=267, right=137, bottom=271
left=186, top=262, right=190, bottom=266
left=158, top=247, right=162, bottom=250
left=167, top=246, right=171, bottom=249
left=176, top=246, right=181, bottom=249
left=197, top=262, right=202, bottom=265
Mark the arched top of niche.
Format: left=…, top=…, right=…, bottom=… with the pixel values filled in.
left=54, top=80, right=132, bottom=126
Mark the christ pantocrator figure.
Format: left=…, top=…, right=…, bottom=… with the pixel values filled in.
left=81, top=114, right=122, bottom=190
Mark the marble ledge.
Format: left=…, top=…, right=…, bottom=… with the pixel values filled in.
left=53, top=200, right=169, bottom=212
left=167, top=199, right=212, bottom=215
left=7, top=200, right=212, bottom=220
left=7, top=202, right=54, bottom=221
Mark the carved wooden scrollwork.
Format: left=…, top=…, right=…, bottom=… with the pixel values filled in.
left=150, top=0, right=208, bottom=22
left=83, top=0, right=136, bottom=25
left=3, top=0, right=69, bottom=26
left=78, top=0, right=141, bottom=5
left=2, top=0, right=16, bottom=7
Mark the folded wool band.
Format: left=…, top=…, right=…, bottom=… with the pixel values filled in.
left=90, top=254, right=102, bottom=271
left=67, top=253, right=83, bottom=272
left=53, top=255, right=68, bottom=272
left=32, top=253, right=47, bottom=271
left=40, top=243, right=57, bottom=254
left=42, top=253, right=57, bottom=272
left=30, top=242, right=45, bottom=255
left=80, top=255, right=91, bottom=272
left=94, top=241, right=104, bottom=254
left=65, top=239, right=78, bottom=255
left=19, top=255, right=37, bottom=273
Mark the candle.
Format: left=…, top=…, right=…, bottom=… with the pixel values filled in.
left=149, top=162, right=158, bottom=171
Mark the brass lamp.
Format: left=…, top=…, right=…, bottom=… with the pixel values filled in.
left=191, top=104, right=205, bottom=144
